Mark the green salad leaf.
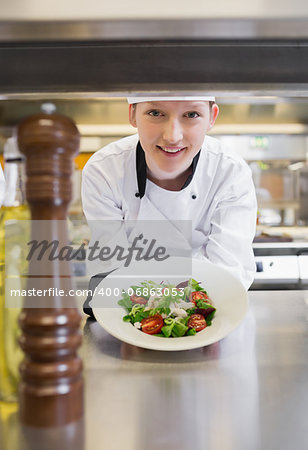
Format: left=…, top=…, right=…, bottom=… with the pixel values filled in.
left=205, top=310, right=216, bottom=326
left=171, top=320, right=188, bottom=337
left=190, top=278, right=207, bottom=294
left=161, top=317, right=188, bottom=337
left=118, top=293, right=133, bottom=310
left=187, top=328, right=197, bottom=336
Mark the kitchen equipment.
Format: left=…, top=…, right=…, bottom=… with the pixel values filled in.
left=252, top=242, right=308, bottom=290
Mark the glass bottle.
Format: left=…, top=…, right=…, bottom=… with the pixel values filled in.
left=0, top=136, right=30, bottom=403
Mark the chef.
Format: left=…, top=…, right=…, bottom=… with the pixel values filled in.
left=82, top=95, right=257, bottom=317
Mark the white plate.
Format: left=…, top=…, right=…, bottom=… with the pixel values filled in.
left=92, top=257, right=248, bottom=351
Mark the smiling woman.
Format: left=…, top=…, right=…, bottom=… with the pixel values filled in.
left=128, top=100, right=219, bottom=190
left=81, top=95, right=257, bottom=319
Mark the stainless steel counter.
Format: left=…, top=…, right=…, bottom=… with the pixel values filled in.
left=1, top=290, right=308, bottom=450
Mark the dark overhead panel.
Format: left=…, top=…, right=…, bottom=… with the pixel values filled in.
left=1, top=40, right=308, bottom=96
left=0, top=19, right=308, bottom=96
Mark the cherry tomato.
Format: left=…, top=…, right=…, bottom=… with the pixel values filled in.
left=130, top=294, right=148, bottom=305
left=187, top=314, right=207, bottom=332
left=189, top=291, right=210, bottom=306
left=141, top=314, right=164, bottom=335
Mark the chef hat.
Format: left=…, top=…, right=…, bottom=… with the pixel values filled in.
left=127, top=95, right=215, bottom=104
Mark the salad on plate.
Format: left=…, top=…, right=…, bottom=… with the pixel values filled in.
left=118, top=278, right=216, bottom=338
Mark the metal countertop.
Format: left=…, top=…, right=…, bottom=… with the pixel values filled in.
left=1, top=290, right=308, bottom=450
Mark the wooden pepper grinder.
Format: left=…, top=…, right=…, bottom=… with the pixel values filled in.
left=17, top=103, right=84, bottom=427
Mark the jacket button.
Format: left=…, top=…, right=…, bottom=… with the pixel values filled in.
left=135, top=192, right=140, bottom=198
left=191, top=194, right=197, bottom=199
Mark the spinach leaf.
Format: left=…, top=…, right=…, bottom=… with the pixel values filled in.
left=171, top=320, right=188, bottom=337
left=190, top=278, right=207, bottom=294
left=118, top=293, right=133, bottom=311
left=161, top=323, right=174, bottom=337
left=187, top=328, right=197, bottom=336
left=205, top=310, right=216, bottom=326
left=123, top=314, right=132, bottom=322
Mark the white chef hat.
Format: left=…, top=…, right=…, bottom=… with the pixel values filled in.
left=127, top=95, right=215, bottom=104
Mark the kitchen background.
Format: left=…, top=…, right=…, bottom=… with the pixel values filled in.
left=1, top=7, right=308, bottom=446
left=1, top=0, right=308, bottom=290
left=1, top=96, right=308, bottom=289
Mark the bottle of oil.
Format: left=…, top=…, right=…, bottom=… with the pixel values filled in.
left=0, top=136, right=30, bottom=403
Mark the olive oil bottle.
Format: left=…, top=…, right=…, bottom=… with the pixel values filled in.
left=0, top=137, right=30, bottom=403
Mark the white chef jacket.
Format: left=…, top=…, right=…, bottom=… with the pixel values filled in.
left=0, top=164, right=5, bottom=207
left=82, top=134, right=257, bottom=289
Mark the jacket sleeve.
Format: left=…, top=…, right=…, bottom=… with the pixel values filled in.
left=81, top=160, right=129, bottom=278
left=81, top=159, right=124, bottom=222
left=204, top=163, right=257, bottom=290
